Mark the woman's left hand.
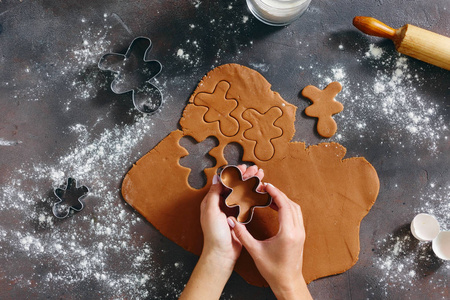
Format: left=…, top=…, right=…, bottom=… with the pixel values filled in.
left=179, top=164, right=264, bottom=300
left=200, top=164, right=264, bottom=267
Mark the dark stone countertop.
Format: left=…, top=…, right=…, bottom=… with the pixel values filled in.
left=0, top=0, right=448, bottom=299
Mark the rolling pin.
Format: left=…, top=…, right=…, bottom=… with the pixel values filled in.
left=353, top=16, right=450, bottom=70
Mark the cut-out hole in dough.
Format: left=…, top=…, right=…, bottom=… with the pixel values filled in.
left=223, top=142, right=252, bottom=166
left=179, top=136, right=219, bottom=189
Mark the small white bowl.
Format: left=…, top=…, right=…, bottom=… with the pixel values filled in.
left=410, top=213, right=440, bottom=242
left=432, top=231, right=450, bottom=260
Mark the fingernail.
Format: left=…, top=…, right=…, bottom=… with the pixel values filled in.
left=227, top=217, right=235, bottom=228
left=212, top=174, right=219, bottom=185
left=265, top=183, right=274, bottom=188
left=260, top=182, right=266, bottom=191
left=259, top=168, right=263, bottom=173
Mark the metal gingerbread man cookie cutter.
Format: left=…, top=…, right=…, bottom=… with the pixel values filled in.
left=218, top=165, right=272, bottom=224
left=52, top=177, right=89, bottom=219
left=98, top=36, right=163, bottom=114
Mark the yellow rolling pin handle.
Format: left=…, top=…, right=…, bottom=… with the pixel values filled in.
left=353, top=16, right=450, bottom=71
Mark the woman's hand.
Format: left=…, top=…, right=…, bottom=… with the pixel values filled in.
left=229, top=183, right=312, bottom=300
left=200, top=164, right=264, bottom=266
left=180, top=164, right=264, bottom=300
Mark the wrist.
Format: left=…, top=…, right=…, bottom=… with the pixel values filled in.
left=179, top=249, right=235, bottom=300
left=271, top=276, right=312, bottom=300
left=199, top=248, right=235, bottom=276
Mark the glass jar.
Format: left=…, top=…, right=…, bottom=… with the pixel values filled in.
left=246, top=0, right=311, bottom=26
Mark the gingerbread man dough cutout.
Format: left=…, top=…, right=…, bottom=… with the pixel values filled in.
left=302, top=81, right=343, bottom=138
left=122, top=64, right=379, bottom=286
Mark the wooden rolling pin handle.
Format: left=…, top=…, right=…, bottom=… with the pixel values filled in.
left=353, top=16, right=397, bottom=40
left=353, top=16, right=450, bottom=70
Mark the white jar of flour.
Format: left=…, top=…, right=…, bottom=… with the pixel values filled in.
left=246, top=0, right=311, bottom=26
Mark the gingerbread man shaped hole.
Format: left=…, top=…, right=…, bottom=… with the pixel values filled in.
left=218, top=165, right=272, bottom=224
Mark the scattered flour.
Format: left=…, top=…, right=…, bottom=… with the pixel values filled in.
left=176, top=1, right=253, bottom=68
left=314, top=50, right=448, bottom=154
left=0, top=115, right=160, bottom=298
left=371, top=232, right=449, bottom=299
left=0, top=138, right=22, bottom=146
left=418, top=184, right=450, bottom=231
left=192, top=0, right=202, bottom=9
left=0, top=15, right=181, bottom=299
left=309, top=43, right=449, bottom=298
left=366, top=43, right=384, bottom=59
left=177, top=48, right=190, bottom=60
left=249, top=62, right=270, bottom=72
left=12, top=17, right=113, bottom=110
left=63, top=21, right=112, bottom=107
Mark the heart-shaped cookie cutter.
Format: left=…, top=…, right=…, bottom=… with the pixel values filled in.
left=218, top=165, right=272, bottom=224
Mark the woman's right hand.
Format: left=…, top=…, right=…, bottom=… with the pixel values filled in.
left=228, top=183, right=312, bottom=300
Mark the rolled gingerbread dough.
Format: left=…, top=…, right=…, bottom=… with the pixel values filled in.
left=122, top=64, right=379, bottom=286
